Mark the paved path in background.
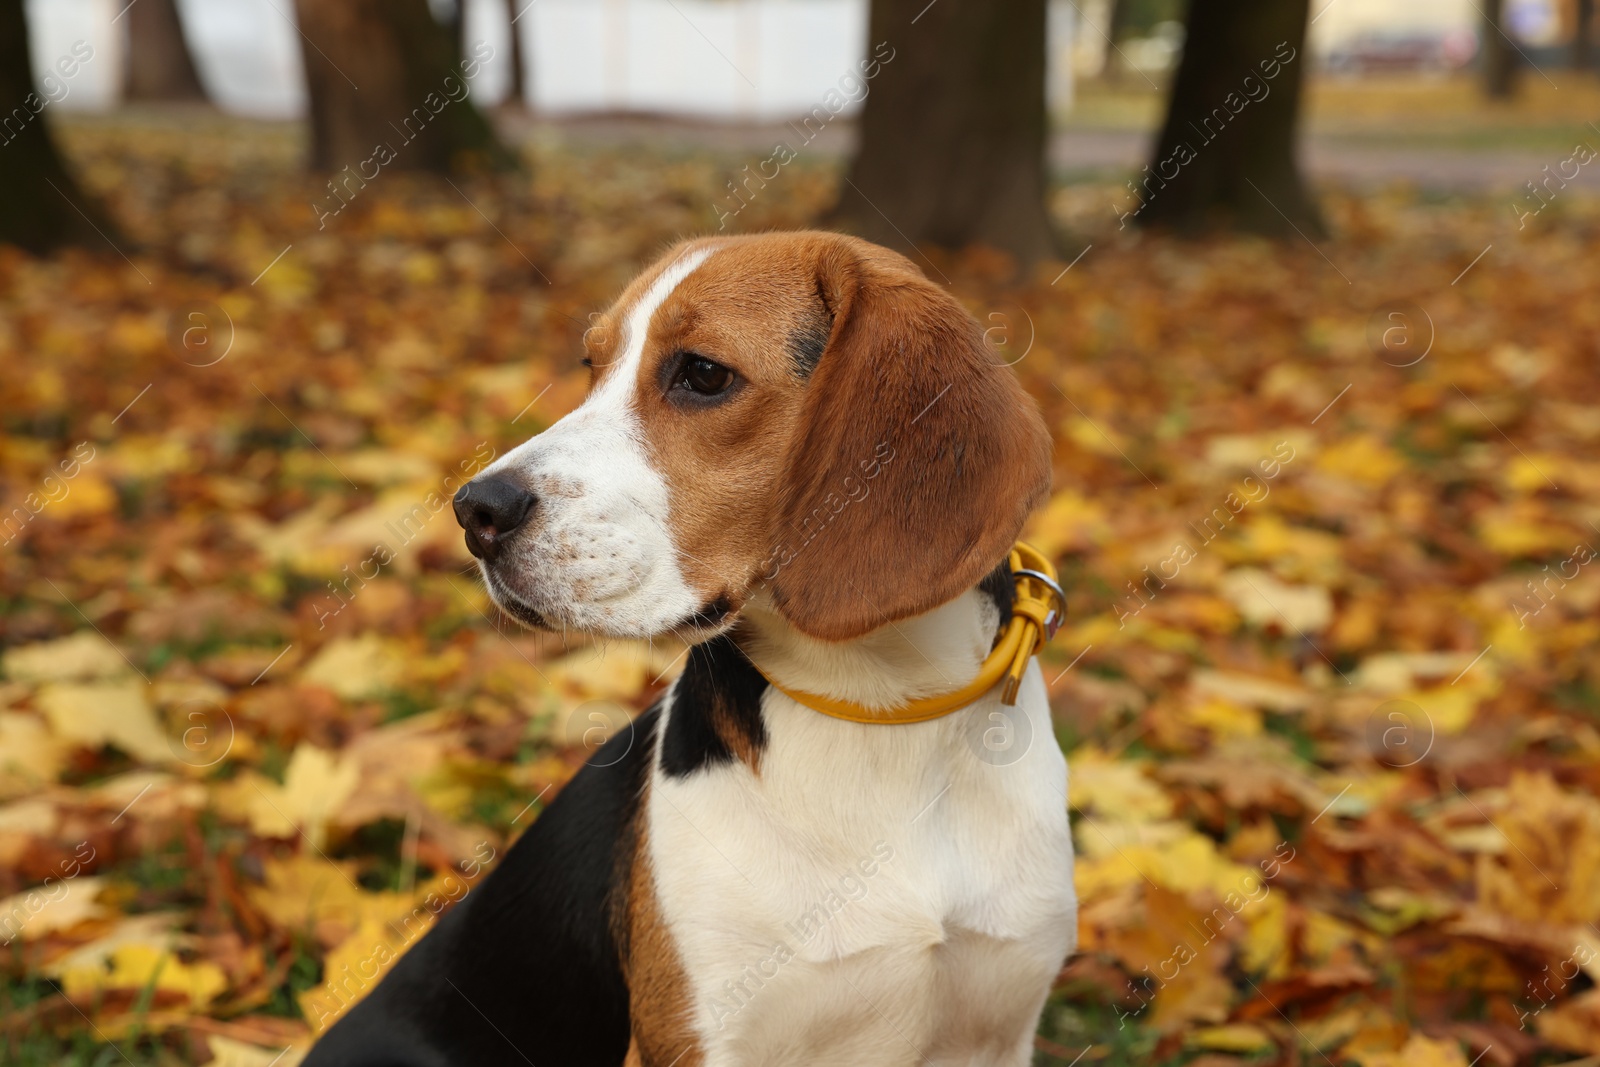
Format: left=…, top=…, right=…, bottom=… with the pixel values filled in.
left=1047, top=127, right=1600, bottom=192
left=524, top=114, right=1600, bottom=194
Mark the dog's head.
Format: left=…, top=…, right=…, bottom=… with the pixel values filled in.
left=456, top=232, right=1052, bottom=642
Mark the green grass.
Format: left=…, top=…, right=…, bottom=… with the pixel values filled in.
left=0, top=974, right=167, bottom=1067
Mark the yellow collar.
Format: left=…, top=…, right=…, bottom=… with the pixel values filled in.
left=747, top=542, right=1064, bottom=725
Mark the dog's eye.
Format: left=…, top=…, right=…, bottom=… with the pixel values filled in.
left=677, top=356, right=734, bottom=396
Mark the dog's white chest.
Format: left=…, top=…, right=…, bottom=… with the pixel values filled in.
left=646, top=664, right=1077, bottom=1067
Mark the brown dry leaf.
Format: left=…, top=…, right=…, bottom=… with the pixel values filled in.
left=1538, top=990, right=1600, bottom=1056
left=1159, top=735, right=1324, bottom=812
left=1474, top=772, right=1600, bottom=927
left=1100, top=885, right=1233, bottom=1034
left=334, top=713, right=460, bottom=829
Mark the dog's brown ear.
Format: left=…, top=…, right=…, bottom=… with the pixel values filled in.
left=764, top=239, right=1053, bottom=641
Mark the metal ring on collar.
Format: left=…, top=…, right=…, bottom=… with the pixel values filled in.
left=1010, top=568, right=1066, bottom=613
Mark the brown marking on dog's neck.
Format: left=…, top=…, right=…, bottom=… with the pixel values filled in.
left=617, top=773, right=704, bottom=1065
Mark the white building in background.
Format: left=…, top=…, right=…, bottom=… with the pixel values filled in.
left=22, top=0, right=1564, bottom=122
left=25, top=0, right=1076, bottom=120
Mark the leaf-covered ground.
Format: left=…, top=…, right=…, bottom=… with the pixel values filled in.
left=4, top=107, right=1600, bottom=1067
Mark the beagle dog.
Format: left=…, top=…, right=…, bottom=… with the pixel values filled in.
left=304, top=232, right=1076, bottom=1067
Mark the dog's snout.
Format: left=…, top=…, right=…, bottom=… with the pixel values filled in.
left=454, top=477, right=537, bottom=561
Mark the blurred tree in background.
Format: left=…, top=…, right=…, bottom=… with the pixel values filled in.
left=290, top=0, right=516, bottom=174
left=502, top=0, right=528, bottom=110
left=1577, top=0, right=1595, bottom=70
left=1482, top=0, right=1520, bottom=97
left=0, top=0, right=115, bottom=253
left=1136, top=0, right=1322, bottom=235
left=832, top=0, right=1056, bottom=267
left=123, top=0, right=208, bottom=104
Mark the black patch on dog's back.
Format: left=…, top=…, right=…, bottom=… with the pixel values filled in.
left=302, top=711, right=659, bottom=1067
left=660, top=634, right=768, bottom=777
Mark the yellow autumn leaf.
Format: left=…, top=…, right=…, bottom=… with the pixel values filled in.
left=546, top=641, right=659, bottom=702
left=1505, top=453, right=1566, bottom=493
left=1303, top=909, right=1365, bottom=964
left=99, top=434, right=195, bottom=481
left=1064, top=415, right=1128, bottom=457
left=0, top=876, right=107, bottom=941
left=1190, top=669, right=1311, bottom=712
left=1315, top=435, right=1406, bottom=486
left=207, top=1036, right=306, bottom=1067
left=1354, top=1033, right=1469, bottom=1067
left=49, top=472, right=118, bottom=518
left=332, top=449, right=440, bottom=485
left=1187, top=698, right=1263, bottom=738
left=59, top=942, right=228, bottom=1007
left=1068, top=746, right=1172, bottom=822
left=1475, top=503, right=1573, bottom=556
left=248, top=744, right=360, bottom=849
left=1218, top=568, right=1332, bottom=633
left=1487, top=610, right=1540, bottom=666
left=246, top=854, right=423, bottom=947
left=1025, top=489, right=1110, bottom=555
left=1240, top=886, right=1290, bottom=978
left=36, top=681, right=172, bottom=764
left=1224, top=515, right=1344, bottom=583
left=1395, top=683, right=1488, bottom=737
left=300, top=634, right=406, bottom=700
left=2, top=631, right=130, bottom=683
left=299, top=917, right=418, bottom=1034
left=1143, top=832, right=1261, bottom=898
left=1189, top=1022, right=1275, bottom=1053
left=0, top=712, right=64, bottom=797
left=230, top=497, right=344, bottom=570
left=1203, top=431, right=1310, bottom=471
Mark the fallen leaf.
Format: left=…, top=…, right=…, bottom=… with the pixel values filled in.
left=36, top=681, right=172, bottom=764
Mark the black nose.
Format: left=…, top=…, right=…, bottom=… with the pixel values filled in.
left=453, top=477, right=536, bottom=561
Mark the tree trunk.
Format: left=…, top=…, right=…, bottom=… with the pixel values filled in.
left=445, top=0, right=467, bottom=63
left=1482, top=0, right=1519, bottom=97
left=1574, top=0, right=1594, bottom=70
left=123, top=0, right=207, bottom=102
left=291, top=0, right=515, bottom=174
left=0, top=0, right=119, bottom=252
left=1135, top=0, right=1321, bottom=237
left=830, top=0, right=1056, bottom=267
left=1103, top=0, right=1130, bottom=81
left=504, top=0, right=528, bottom=109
